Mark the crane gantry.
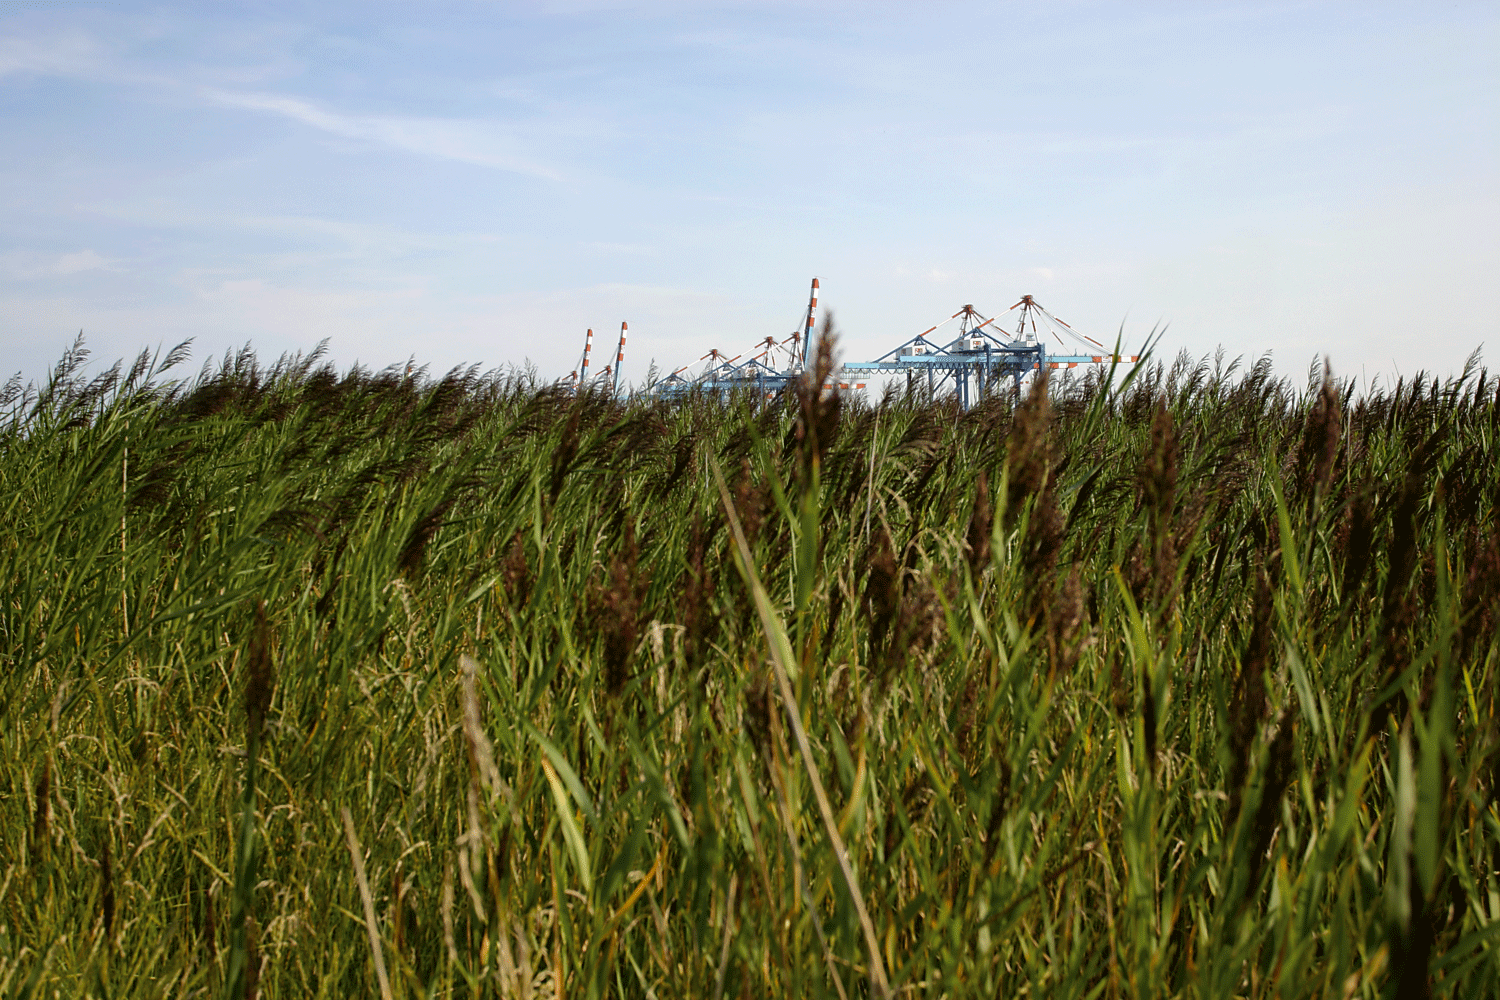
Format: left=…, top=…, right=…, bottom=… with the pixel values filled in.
left=837, top=295, right=1137, bottom=408
left=573, top=282, right=1136, bottom=408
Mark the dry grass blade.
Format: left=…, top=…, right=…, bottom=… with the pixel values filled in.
left=710, top=456, right=892, bottom=1000
left=711, top=874, right=737, bottom=1000
left=459, top=654, right=503, bottom=794
left=341, top=807, right=394, bottom=1000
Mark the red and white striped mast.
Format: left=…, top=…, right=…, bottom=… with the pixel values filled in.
left=612, top=321, right=628, bottom=395
left=800, top=277, right=819, bottom=368
left=580, top=328, right=594, bottom=385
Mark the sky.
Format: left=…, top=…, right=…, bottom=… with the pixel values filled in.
left=1, top=0, right=1496, bottom=392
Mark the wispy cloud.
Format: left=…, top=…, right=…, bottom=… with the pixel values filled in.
left=203, top=89, right=563, bottom=180
left=0, top=248, right=122, bottom=279
left=0, top=28, right=106, bottom=78
left=582, top=241, right=657, bottom=255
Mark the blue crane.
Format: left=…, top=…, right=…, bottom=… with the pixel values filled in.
left=837, top=296, right=1136, bottom=408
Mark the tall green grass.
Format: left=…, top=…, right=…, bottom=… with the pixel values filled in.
left=1, top=335, right=1496, bottom=998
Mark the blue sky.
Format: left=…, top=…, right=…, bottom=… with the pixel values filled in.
left=1, top=0, right=1496, bottom=390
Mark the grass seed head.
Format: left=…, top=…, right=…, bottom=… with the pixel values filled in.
left=244, top=918, right=260, bottom=1000
left=980, top=759, right=1013, bottom=869
left=1310, top=364, right=1342, bottom=502
left=1458, top=534, right=1500, bottom=665
left=398, top=496, right=456, bottom=576
left=1002, top=374, right=1067, bottom=625
left=733, top=458, right=766, bottom=543
left=202, top=882, right=216, bottom=955
left=1046, top=568, right=1086, bottom=676
left=1338, top=482, right=1377, bottom=611
left=595, top=520, right=643, bottom=695
left=1372, top=442, right=1434, bottom=729
left=100, top=839, right=115, bottom=943
left=741, top=674, right=772, bottom=760
left=502, top=529, right=532, bottom=609
left=965, top=470, right=991, bottom=574
left=1141, top=399, right=1178, bottom=525
left=1142, top=674, right=1159, bottom=764
left=32, top=757, right=50, bottom=849
left=1003, top=372, right=1054, bottom=527
left=549, top=403, right=583, bottom=502
left=1246, top=717, right=1296, bottom=889
left=1226, top=566, right=1274, bottom=828
left=953, top=674, right=984, bottom=766
left=245, top=601, right=275, bottom=744
left=681, top=514, right=715, bottom=668
left=795, top=320, right=842, bottom=483
left=862, top=525, right=901, bottom=677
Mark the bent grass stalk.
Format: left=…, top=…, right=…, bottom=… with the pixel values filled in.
left=342, top=808, right=394, bottom=1000
left=712, top=455, right=891, bottom=999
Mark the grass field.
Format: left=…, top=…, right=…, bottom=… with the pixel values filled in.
left=2, top=334, right=1497, bottom=998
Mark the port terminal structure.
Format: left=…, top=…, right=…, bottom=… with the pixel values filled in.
left=835, top=296, right=1138, bottom=409
left=572, top=280, right=1137, bottom=406
left=651, top=278, right=867, bottom=399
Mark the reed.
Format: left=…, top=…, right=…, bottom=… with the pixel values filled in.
left=0, top=338, right=1495, bottom=998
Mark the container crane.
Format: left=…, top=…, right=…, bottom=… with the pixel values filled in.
left=653, top=278, right=862, bottom=398
left=560, top=322, right=630, bottom=394
left=837, top=295, right=1136, bottom=408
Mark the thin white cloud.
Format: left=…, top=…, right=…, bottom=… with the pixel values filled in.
left=0, top=248, right=121, bottom=279
left=52, top=249, right=116, bottom=274
left=0, top=24, right=186, bottom=88
left=0, top=28, right=104, bottom=78
left=582, top=241, right=657, bottom=255
left=203, top=89, right=563, bottom=180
